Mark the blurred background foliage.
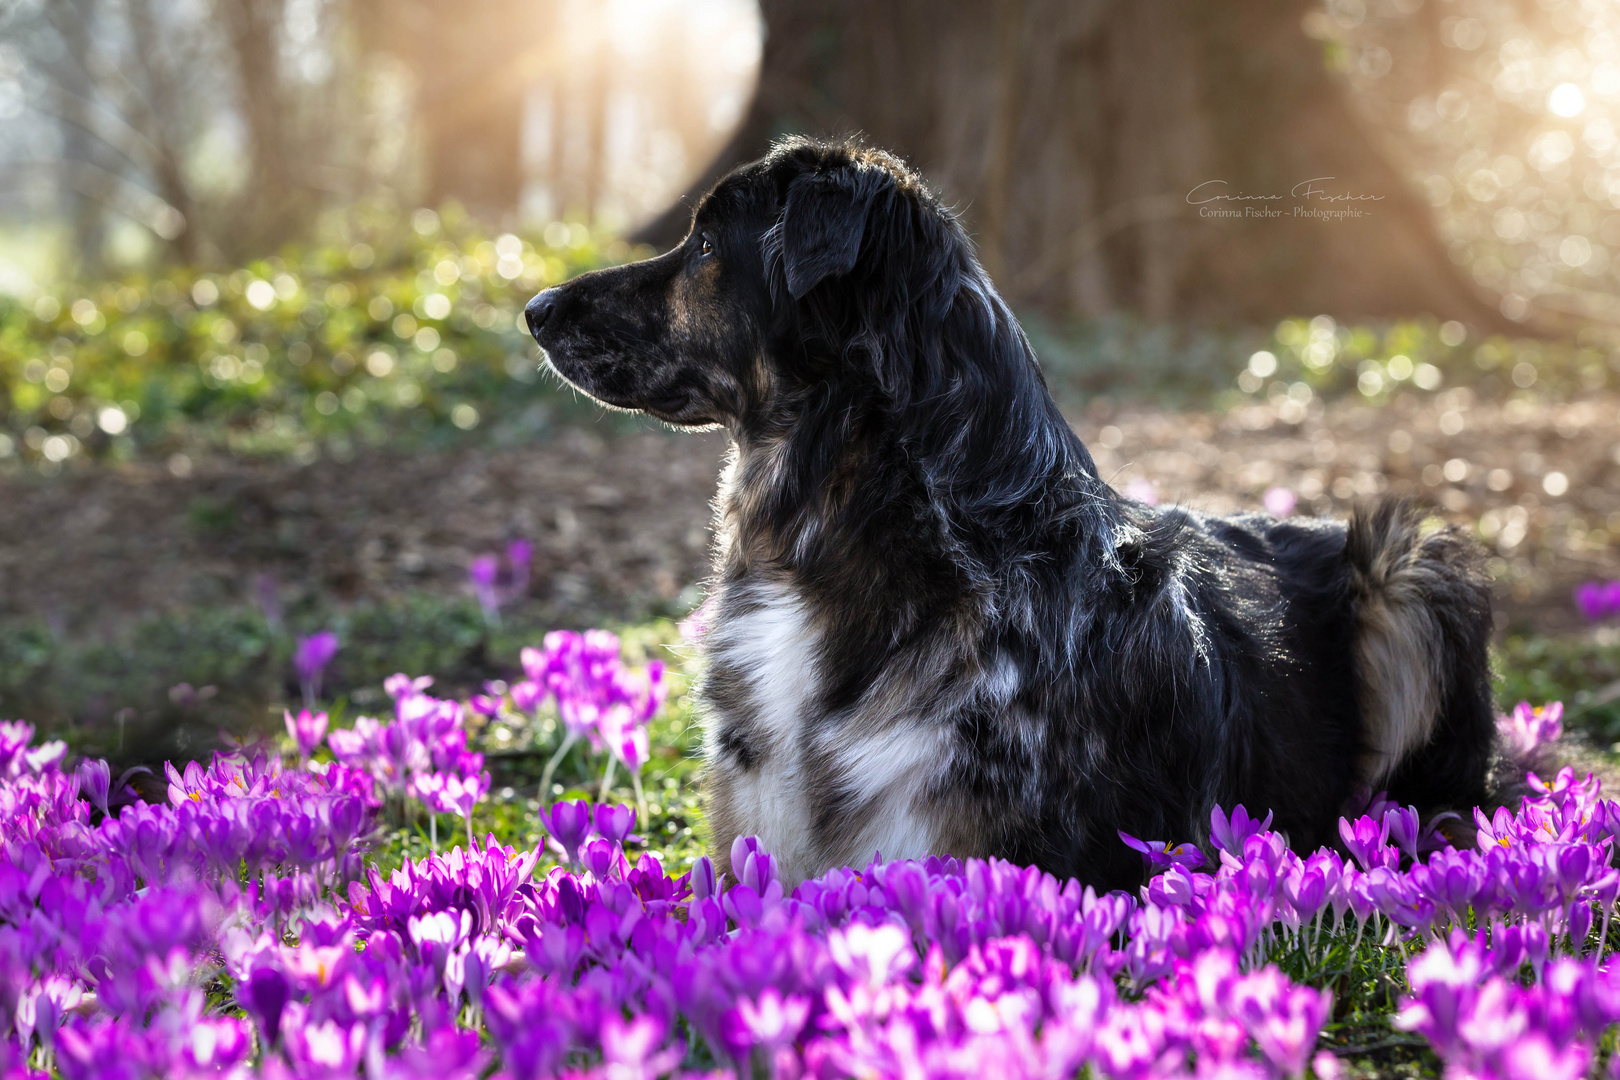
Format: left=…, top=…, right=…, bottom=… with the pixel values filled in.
left=2, top=0, right=1620, bottom=763
left=0, top=209, right=648, bottom=470
left=4, top=256, right=1620, bottom=470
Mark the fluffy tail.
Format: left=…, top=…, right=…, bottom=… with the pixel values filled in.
left=1346, top=500, right=1496, bottom=815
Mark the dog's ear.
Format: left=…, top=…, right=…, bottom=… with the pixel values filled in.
left=776, top=167, right=875, bottom=299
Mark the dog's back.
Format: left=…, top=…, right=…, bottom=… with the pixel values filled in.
left=1138, top=501, right=1495, bottom=846
left=700, top=495, right=1496, bottom=893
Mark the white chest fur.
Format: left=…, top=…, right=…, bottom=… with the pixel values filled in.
left=701, top=580, right=821, bottom=875
left=700, top=579, right=956, bottom=882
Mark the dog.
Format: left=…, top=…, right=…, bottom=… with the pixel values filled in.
left=524, top=137, right=1498, bottom=891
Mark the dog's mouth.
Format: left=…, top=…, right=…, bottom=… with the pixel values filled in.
left=640, top=391, right=689, bottom=415
left=542, top=347, right=714, bottom=427
left=641, top=390, right=718, bottom=428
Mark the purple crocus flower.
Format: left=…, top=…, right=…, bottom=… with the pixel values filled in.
left=283, top=1016, right=367, bottom=1076
left=731, top=835, right=780, bottom=898
left=293, top=630, right=339, bottom=708
left=240, top=966, right=290, bottom=1046
left=1383, top=805, right=1421, bottom=862
left=594, top=803, right=636, bottom=846
left=1118, top=830, right=1205, bottom=873
left=509, top=679, right=544, bottom=713
left=1573, top=580, right=1620, bottom=621
left=1498, top=701, right=1564, bottom=759
left=469, top=684, right=504, bottom=718
left=384, top=673, right=434, bottom=700
left=1210, top=803, right=1273, bottom=855
left=1339, top=814, right=1394, bottom=870
left=283, top=709, right=329, bottom=761
left=540, top=800, right=595, bottom=864
left=75, top=759, right=146, bottom=819
left=600, top=1015, right=683, bottom=1076
left=77, top=758, right=111, bottom=816
left=1575, top=582, right=1605, bottom=620
left=690, top=854, right=718, bottom=901
left=732, top=988, right=810, bottom=1051
left=470, top=554, right=501, bottom=627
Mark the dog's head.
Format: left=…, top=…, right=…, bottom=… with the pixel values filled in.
left=525, top=138, right=1001, bottom=433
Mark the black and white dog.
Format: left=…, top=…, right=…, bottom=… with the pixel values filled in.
left=525, top=138, right=1498, bottom=891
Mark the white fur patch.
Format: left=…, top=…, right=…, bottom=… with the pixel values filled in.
left=982, top=651, right=1021, bottom=702
left=825, top=722, right=949, bottom=867
left=703, top=581, right=822, bottom=876
left=711, top=584, right=817, bottom=742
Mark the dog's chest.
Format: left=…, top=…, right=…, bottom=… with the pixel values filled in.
left=700, top=579, right=955, bottom=879
left=700, top=582, right=823, bottom=872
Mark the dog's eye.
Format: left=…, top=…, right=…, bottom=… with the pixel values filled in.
left=699, top=236, right=713, bottom=257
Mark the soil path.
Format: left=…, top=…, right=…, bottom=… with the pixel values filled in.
left=2, top=389, right=1616, bottom=637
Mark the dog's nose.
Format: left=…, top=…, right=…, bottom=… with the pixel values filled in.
left=524, top=289, right=561, bottom=340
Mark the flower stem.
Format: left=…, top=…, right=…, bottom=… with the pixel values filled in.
left=538, top=732, right=577, bottom=806
left=630, top=768, right=648, bottom=830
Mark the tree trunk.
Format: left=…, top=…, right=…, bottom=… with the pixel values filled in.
left=363, top=0, right=556, bottom=221
left=638, top=0, right=1504, bottom=328
left=57, top=0, right=105, bottom=271
left=127, top=0, right=201, bottom=262
left=215, top=0, right=305, bottom=247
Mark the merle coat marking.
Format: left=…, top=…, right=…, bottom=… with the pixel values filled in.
left=525, top=139, right=1497, bottom=891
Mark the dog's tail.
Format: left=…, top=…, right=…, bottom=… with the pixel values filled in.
left=1345, top=500, right=1497, bottom=815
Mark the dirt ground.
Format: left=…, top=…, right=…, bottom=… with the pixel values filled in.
left=2, top=387, right=1617, bottom=638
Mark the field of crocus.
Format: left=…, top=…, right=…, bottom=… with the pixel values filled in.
left=2, top=621, right=1618, bottom=1080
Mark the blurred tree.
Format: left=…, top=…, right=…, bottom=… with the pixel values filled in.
left=4, top=0, right=410, bottom=265
left=4, top=0, right=755, bottom=265
left=211, top=0, right=311, bottom=248
left=56, top=0, right=106, bottom=268
left=126, top=0, right=202, bottom=262
left=1333, top=0, right=1620, bottom=330
left=357, top=0, right=558, bottom=219
left=639, top=0, right=1505, bottom=327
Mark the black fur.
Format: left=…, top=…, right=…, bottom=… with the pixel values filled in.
left=525, top=138, right=1498, bottom=891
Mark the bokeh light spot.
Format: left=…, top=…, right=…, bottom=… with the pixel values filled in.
left=1549, top=82, right=1586, bottom=118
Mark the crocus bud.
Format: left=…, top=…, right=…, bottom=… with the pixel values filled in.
left=691, top=855, right=717, bottom=901
left=241, top=966, right=290, bottom=1047
left=594, top=802, right=636, bottom=845
left=283, top=709, right=329, bottom=759
left=1383, top=805, right=1420, bottom=862
left=541, top=800, right=594, bottom=865
left=1570, top=899, right=1595, bottom=952
left=77, top=758, right=112, bottom=817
